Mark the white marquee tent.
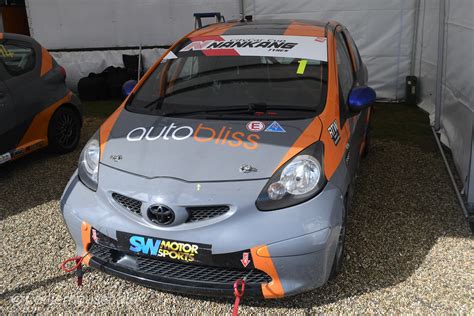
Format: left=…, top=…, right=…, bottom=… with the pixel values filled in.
left=24, top=0, right=473, bottom=218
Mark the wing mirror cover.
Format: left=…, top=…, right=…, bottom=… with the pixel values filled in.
left=348, top=86, right=376, bottom=112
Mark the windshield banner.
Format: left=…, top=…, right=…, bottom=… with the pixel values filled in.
left=180, top=35, right=328, bottom=62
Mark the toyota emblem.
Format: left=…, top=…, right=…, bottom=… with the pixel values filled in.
left=147, top=205, right=175, bottom=225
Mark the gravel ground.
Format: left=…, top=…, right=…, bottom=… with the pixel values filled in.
left=1, top=115, right=473, bottom=314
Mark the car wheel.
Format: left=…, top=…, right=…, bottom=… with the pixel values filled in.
left=329, top=190, right=351, bottom=280
left=48, top=106, right=81, bottom=154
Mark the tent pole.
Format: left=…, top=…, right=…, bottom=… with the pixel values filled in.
left=432, top=127, right=473, bottom=225
left=434, top=0, right=446, bottom=131
left=410, top=0, right=421, bottom=76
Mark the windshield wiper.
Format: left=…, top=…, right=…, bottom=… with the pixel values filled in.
left=143, top=96, right=166, bottom=111
left=162, top=103, right=316, bottom=117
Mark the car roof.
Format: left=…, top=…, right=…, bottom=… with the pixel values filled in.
left=189, top=19, right=333, bottom=38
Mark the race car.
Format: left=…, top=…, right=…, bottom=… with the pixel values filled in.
left=60, top=19, right=375, bottom=298
left=0, top=33, right=82, bottom=165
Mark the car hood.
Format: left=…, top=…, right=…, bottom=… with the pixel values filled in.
left=100, top=110, right=322, bottom=182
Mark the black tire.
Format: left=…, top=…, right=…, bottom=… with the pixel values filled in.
left=48, top=106, right=81, bottom=154
left=329, top=190, right=351, bottom=280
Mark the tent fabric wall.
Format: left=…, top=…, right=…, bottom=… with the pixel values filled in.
left=243, top=0, right=417, bottom=100
left=26, top=0, right=241, bottom=92
left=441, top=0, right=474, bottom=198
left=25, top=0, right=241, bottom=49
left=414, top=0, right=473, bottom=200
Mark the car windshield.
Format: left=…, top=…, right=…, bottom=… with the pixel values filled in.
left=126, top=52, right=328, bottom=118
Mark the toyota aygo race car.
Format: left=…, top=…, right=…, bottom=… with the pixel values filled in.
left=61, top=19, right=375, bottom=298
left=0, top=33, right=82, bottom=165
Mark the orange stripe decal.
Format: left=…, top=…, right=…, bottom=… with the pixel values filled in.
left=273, top=118, right=322, bottom=172
left=18, top=92, right=72, bottom=148
left=317, top=30, right=350, bottom=179
left=82, top=253, right=92, bottom=266
left=81, top=221, right=92, bottom=266
left=81, top=221, right=91, bottom=252
left=99, top=101, right=125, bottom=160
left=251, top=246, right=285, bottom=298
left=284, top=21, right=325, bottom=37
left=40, top=47, right=53, bottom=77
left=274, top=30, right=349, bottom=180
left=273, top=31, right=335, bottom=174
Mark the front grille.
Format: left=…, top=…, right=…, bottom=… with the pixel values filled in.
left=186, top=205, right=230, bottom=223
left=89, top=243, right=113, bottom=262
left=137, top=256, right=271, bottom=284
left=89, top=243, right=271, bottom=285
left=112, top=193, right=142, bottom=215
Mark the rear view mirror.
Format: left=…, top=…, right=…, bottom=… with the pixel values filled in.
left=122, top=80, right=137, bottom=96
left=348, top=86, right=376, bottom=112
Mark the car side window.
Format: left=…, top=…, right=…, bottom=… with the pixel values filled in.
left=343, top=30, right=361, bottom=72
left=0, top=40, right=36, bottom=78
left=336, top=32, right=354, bottom=105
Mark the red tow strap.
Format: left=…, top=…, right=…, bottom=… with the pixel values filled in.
left=232, top=279, right=246, bottom=316
left=61, top=254, right=87, bottom=286
left=61, top=256, right=83, bottom=273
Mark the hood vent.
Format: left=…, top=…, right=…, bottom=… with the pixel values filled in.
left=112, top=193, right=142, bottom=216
left=186, top=205, right=230, bottom=223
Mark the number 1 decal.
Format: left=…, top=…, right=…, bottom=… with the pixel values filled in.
left=296, top=60, right=308, bottom=75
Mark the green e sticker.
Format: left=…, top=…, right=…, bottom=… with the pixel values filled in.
left=296, top=60, right=308, bottom=75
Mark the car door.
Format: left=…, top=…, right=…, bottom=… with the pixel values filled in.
left=335, top=27, right=365, bottom=178
left=0, top=40, right=32, bottom=155
left=0, top=36, right=43, bottom=155
left=1, top=36, right=40, bottom=123
left=0, top=55, right=14, bottom=129
left=342, top=28, right=372, bottom=159
left=0, top=78, right=17, bottom=156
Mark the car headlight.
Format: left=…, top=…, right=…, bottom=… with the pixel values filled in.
left=256, top=142, right=326, bottom=211
left=78, top=131, right=100, bottom=191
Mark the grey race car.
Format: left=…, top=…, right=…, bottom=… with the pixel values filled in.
left=0, top=32, right=82, bottom=165
left=61, top=19, right=376, bottom=298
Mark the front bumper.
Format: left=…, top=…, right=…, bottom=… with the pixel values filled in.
left=61, top=165, right=345, bottom=298
left=88, top=242, right=266, bottom=297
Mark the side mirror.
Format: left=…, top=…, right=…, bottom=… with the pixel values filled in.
left=348, top=86, right=376, bottom=112
left=122, top=80, right=137, bottom=96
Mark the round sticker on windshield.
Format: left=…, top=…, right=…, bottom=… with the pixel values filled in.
left=246, top=121, right=265, bottom=132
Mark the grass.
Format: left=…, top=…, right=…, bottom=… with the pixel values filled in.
left=81, top=99, right=435, bottom=151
